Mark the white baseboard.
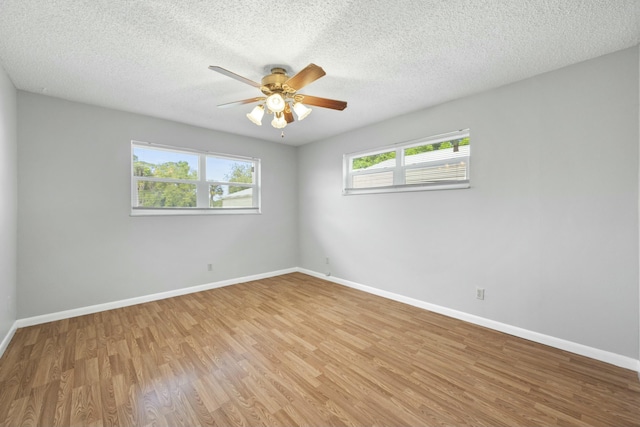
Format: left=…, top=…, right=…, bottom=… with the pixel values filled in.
left=15, top=268, right=297, bottom=328
left=0, top=321, right=18, bottom=360
left=7, top=267, right=639, bottom=374
left=297, top=268, right=640, bottom=373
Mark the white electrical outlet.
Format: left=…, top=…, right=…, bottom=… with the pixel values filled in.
left=476, top=288, right=485, bottom=300
left=326, top=257, right=330, bottom=264
left=207, top=263, right=213, bottom=271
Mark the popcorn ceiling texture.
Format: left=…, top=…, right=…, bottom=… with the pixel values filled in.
left=0, top=0, right=638, bottom=145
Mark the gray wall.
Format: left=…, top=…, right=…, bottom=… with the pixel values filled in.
left=0, top=65, right=17, bottom=340
left=298, top=47, right=640, bottom=359
left=17, top=93, right=298, bottom=318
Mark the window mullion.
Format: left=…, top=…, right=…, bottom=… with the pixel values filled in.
left=252, top=162, right=259, bottom=208
left=393, top=148, right=404, bottom=186
left=196, top=154, right=209, bottom=208
left=133, top=176, right=199, bottom=185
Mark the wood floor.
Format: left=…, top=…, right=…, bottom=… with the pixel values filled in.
left=0, top=273, right=638, bottom=426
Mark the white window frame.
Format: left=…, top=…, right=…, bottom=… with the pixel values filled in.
left=131, top=141, right=261, bottom=216
left=343, top=129, right=470, bottom=195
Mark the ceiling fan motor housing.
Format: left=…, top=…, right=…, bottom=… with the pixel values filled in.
left=260, top=67, right=293, bottom=95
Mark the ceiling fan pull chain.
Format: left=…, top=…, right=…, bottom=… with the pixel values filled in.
left=281, top=131, right=285, bottom=138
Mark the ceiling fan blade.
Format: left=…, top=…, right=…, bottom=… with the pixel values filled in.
left=284, top=105, right=294, bottom=123
left=209, top=66, right=261, bottom=88
left=283, top=63, right=326, bottom=91
left=297, top=94, right=347, bottom=111
left=217, top=97, right=265, bottom=108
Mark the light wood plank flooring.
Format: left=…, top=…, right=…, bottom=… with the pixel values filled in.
left=0, top=272, right=639, bottom=426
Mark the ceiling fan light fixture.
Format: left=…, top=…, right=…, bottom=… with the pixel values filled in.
left=266, top=93, right=285, bottom=113
left=246, top=105, right=264, bottom=126
left=210, top=63, right=347, bottom=133
left=293, top=102, right=312, bottom=121
left=271, top=112, right=287, bottom=129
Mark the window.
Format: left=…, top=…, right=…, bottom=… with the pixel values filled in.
left=131, top=141, right=260, bottom=215
left=343, top=130, right=470, bottom=195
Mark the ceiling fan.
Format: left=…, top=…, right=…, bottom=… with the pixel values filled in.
left=209, top=63, right=347, bottom=131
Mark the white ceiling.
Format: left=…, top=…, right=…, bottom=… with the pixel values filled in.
left=0, top=1, right=638, bottom=146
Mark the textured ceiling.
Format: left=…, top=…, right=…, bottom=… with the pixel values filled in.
left=0, top=1, right=638, bottom=146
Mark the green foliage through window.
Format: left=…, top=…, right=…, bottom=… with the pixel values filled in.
left=137, top=181, right=197, bottom=207
left=352, top=151, right=396, bottom=170
left=404, top=137, right=469, bottom=156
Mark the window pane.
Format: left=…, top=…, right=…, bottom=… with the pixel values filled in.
left=406, top=161, right=468, bottom=184
left=207, top=157, right=254, bottom=183
left=352, top=151, right=396, bottom=171
left=135, top=181, right=197, bottom=207
left=352, top=171, right=394, bottom=188
left=210, top=184, right=254, bottom=208
left=404, top=138, right=470, bottom=165
left=133, top=147, right=198, bottom=180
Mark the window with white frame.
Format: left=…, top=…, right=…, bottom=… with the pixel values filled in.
left=131, top=141, right=260, bottom=215
left=343, top=130, right=470, bottom=194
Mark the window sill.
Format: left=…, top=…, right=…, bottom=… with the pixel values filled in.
left=130, top=207, right=261, bottom=216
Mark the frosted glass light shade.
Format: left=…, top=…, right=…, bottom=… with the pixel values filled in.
left=266, top=93, right=285, bottom=113
left=271, top=113, right=287, bottom=129
left=246, top=105, right=264, bottom=126
left=293, top=102, right=312, bottom=121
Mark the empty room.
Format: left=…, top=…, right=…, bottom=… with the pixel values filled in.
left=1, top=1, right=639, bottom=426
